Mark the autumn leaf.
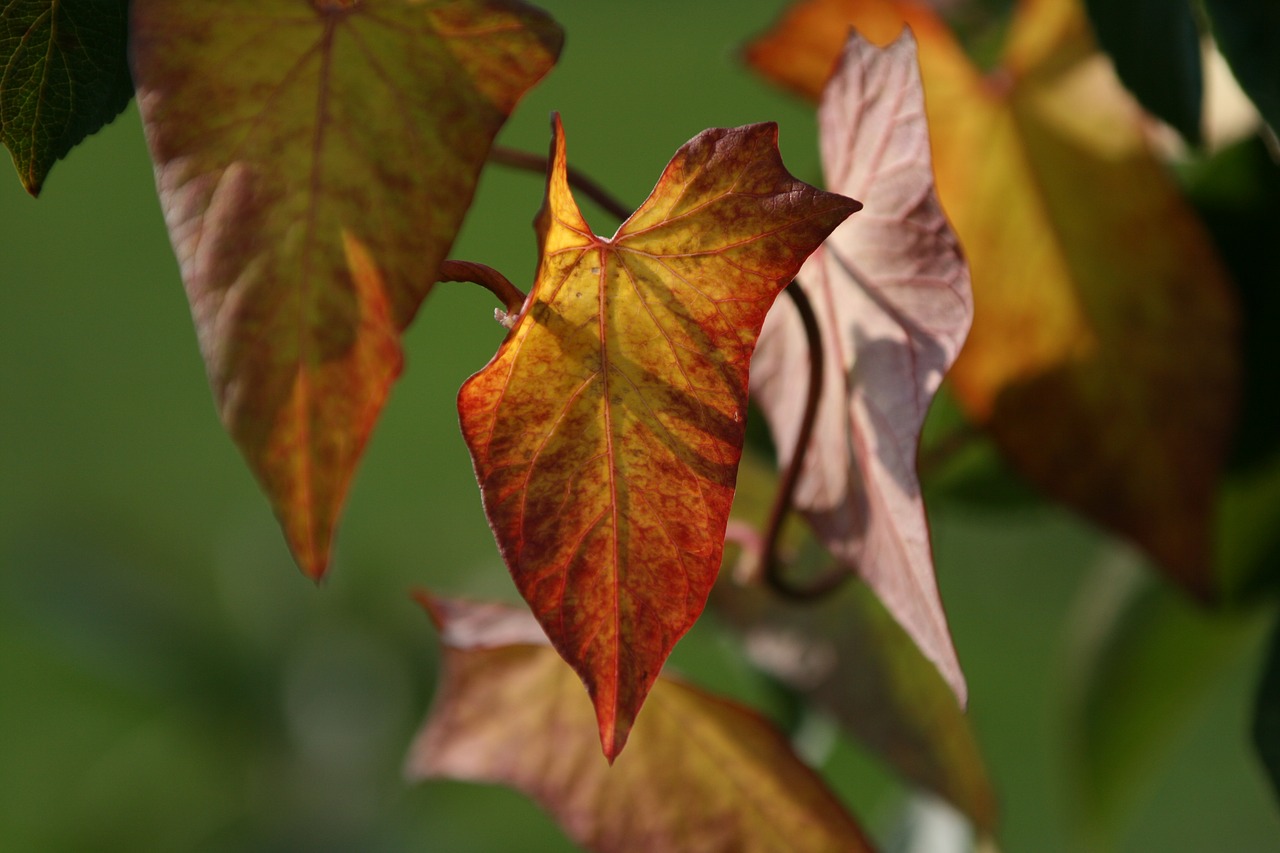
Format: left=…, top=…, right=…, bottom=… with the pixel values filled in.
left=0, top=0, right=133, bottom=195
left=750, top=30, right=971, bottom=704
left=129, top=0, right=562, bottom=579
left=748, top=0, right=1239, bottom=598
left=407, top=595, right=875, bottom=853
left=457, top=115, right=859, bottom=759
left=713, top=547, right=996, bottom=832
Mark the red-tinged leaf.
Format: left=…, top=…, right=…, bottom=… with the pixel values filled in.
left=457, top=115, right=860, bottom=759
left=713, top=550, right=995, bottom=832
left=747, top=0, right=1239, bottom=599
left=130, top=0, right=562, bottom=579
left=751, top=31, right=971, bottom=704
left=409, top=595, right=876, bottom=853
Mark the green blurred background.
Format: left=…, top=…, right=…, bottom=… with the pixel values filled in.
left=3, top=1, right=1279, bottom=850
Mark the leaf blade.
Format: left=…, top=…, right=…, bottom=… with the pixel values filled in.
left=747, top=0, right=1240, bottom=598
left=713, top=559, right=997, bottom=833
left=409, top=596, right=876, bottom=853
left=130, top=0, right=562, bottom=579
left=1083, top=0, right=1203, bottom=145
left=458, top=115, right=859, bottom=758
left=751, top=30, right=971, bottom=703
left=0, top=0, right=133, bottom=195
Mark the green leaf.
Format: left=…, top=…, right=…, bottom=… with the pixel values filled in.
left=1084, top=0, right=1203, bottom=144
left=0, top=0, right=132, bottom=195
left=1254, top=616, right=1280, bottom=807
left=1065, top=561, right=1264, bottom=843
left=1204, top=0, right=1280, bottom=135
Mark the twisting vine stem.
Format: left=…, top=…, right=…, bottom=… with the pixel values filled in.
left=490, top=144, right=633, bottom=222
left=480, top=146, right=846, bottom=600
left=759, top=284, right=850, bottom=601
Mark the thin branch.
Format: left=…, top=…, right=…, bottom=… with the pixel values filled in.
left=489, top=144, right=633, bottom=222
left=438, top=260, right=527, bottom=325
left=758, top=283, right=850, bottom=602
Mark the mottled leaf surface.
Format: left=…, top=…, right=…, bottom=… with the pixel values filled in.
left=408, top=596, right=875, bottom=853
left=130, top=0, right=562, bottom=579
left=751, top=31, right=970, bottom=703
left=457, top=115, right=858, bottom=758
left=748, top=0, right=1239, bottom=598
left=0, top=0, right=132, bottom=195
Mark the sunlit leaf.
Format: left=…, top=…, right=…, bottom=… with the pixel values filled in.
left=747, top=0, right=1239, bottom=598
left=0, top=0, right=132, bottom=195
left=457, top=115, right=859, bottom=759
left=713, top=560, right=997, bottom=833
left=751, top=30, right=970, bottom=704
left=130, top=0, right=562, bottom=579
left=408, top=595, right=875, bottom=853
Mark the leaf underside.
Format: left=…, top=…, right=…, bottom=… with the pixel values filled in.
left=748, top=0, right=1239, bottom=599
left=751, top=30, right=971, bottom=705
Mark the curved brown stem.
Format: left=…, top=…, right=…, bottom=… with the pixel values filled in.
left=489, top=144, right=633, bottom=222
left=760, top=283, right=850, bottom=602
left=438, top=259, right=527, bottom=321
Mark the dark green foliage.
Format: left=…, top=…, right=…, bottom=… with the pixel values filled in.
left=1084, top=0, right=1203, bottom=144
left=1204, top=0, right=1280, bottom=136
left=0, top=0, right=132, bottom=195
left=1254, top=617, right=1280, bottom=805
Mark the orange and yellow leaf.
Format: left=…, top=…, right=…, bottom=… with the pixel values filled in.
left=458, top=115, right=859, bottom=758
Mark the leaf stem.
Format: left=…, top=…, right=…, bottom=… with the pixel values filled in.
left=759, top=283, right=849, bottom=602
left=438, top=260, right=527, bottom=324
left=489, top=144, right=633, bottom=222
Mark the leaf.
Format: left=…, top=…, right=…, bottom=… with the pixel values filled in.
left=457, top=115, right=859, bottom=759
left=747, top=0, right=1239, bottom=599
left=0, top=0, right=133, bottom=196
left=750, top=30, right=971, bottom=704
left=407, top=595, right=875, bottom=853
left=1063, top=559, right=1263, bottom=840
left=712, top=558, right=997, bottom=833
left=1203, top=0, right=1280, bottom=136
left=129, top=0, right=562, bottom=580
left=1255, top=616, right=1280, bottom=809
left=1083, top=0, right=1203, bottom=145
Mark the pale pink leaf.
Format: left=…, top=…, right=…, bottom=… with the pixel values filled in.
left=751, top=30, right=972, bottom=704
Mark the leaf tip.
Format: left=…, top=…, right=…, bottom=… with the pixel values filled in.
left=599, top=717, right=631, bottom=765
left=410, top=587, right=445, bottom=630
